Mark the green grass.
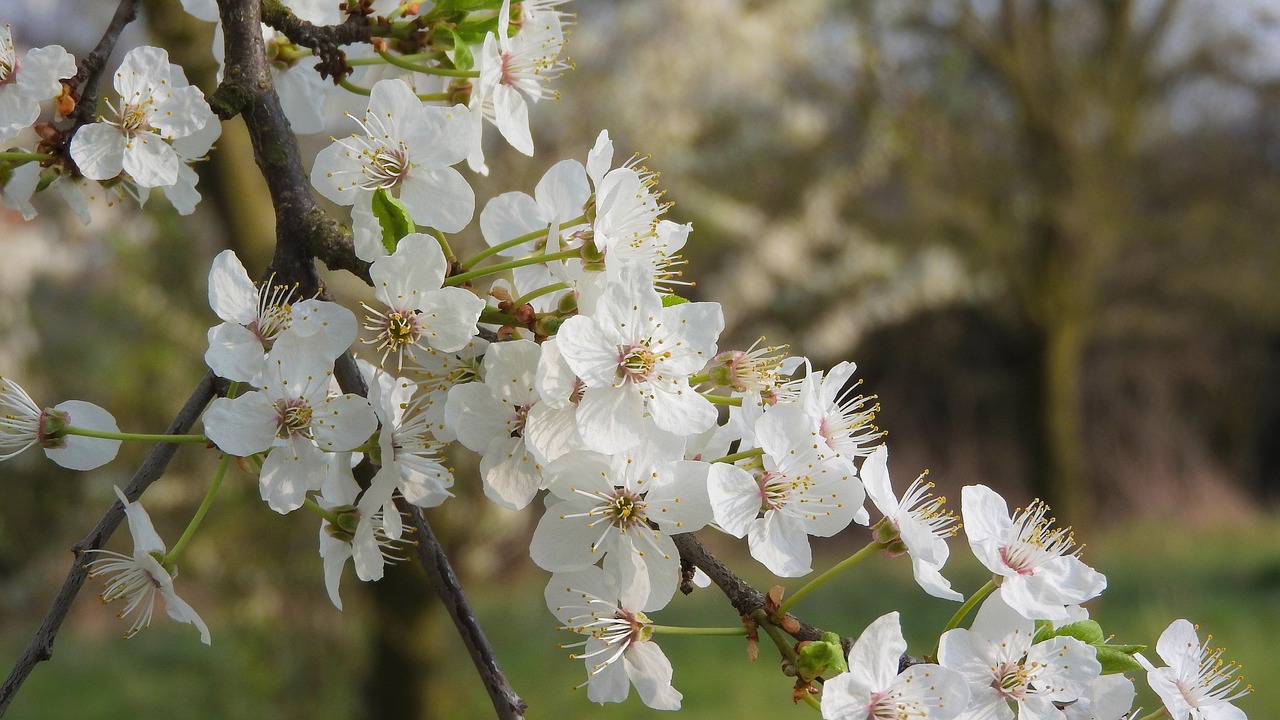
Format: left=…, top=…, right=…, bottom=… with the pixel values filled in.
left=4, top=521, right=1275, bottom=719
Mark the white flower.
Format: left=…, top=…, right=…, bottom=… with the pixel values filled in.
left=938, top=590, right=1101, bottom=720
left=204, top=251, right=355, bottom=383
left=362, top=233, right=485, bottom=368
left=202, top=331, right=377, bottom=513
left=359, top=363, right=454, bottom=517
left=471, top=0, right=569, bottom=157
left=961, top=484, right=1106, bottom=621
left=861, top=445, right=962, bottom=601
left=70, top=46, right=217, bottom=189
left=311, top=78, right=476, bottom=256
left=530, top=432, right=712, bottom=611
left=0, top=25, right=76, bottom=143
left=317, top=453, right=401, bottom=610
left=1059, top=674, right=1135, bottom=720
left=86, top=487, right=210, bottom=645
left=1138, top=619, right=1251, bottom=720
left=545, top=562, right=682, bottom=710
left=556, top=265, right=723, bottom=453
left=707, top=402, right=864, bottom=577
left=821, top=611, right=969, bottom=720
left=445, top=339, right=546, bottom=510
left=0, top=376, right=121, bottom=471
left=798, top=361, right=882, bottom=467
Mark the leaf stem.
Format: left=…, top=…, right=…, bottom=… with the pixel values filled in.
left=460, top=214, right=588, bottom=268
left=709, top=447, right=764, bottom=465
left=377, top=50, right=478, bottom=77
left=62, top=426, right=209, bottom=444
left=648, top=625, right=748, bottom=637
left=778, top=540, right=883, bottom=616
left=445, top=249, right=582, bottom=286
left=163, top=454, right=229, bottom=565
left=702, top=393, right=742, bottom=406
left=512, top=282, right=569, bottom=308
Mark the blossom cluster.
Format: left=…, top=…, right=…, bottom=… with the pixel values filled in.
left=0, top=2, right=1255, bottom=719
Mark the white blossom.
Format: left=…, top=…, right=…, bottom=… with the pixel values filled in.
left=0, top=25, right=75, bottom=143
left=1138, top=619, right=1251, bottom=720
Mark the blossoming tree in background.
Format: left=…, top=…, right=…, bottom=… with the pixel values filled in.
left=0, top=1, right=1256, bottom=719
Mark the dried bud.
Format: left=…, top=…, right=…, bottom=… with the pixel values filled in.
left=55, top=82, right=76, bottom=117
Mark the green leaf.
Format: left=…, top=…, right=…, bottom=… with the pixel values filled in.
left=794, top=633, right=846, bottom=682
left=449, top=28, right=474, bottom=72
left=661, top=294, right=690, bottom=307
left=1094, top=645, right=1145, bottom=674
left=1032, top=620, right=1055, bottom=644
left=371, top=187, right=415, bottom=253
left=1050, top=620, right=1106, bottom=645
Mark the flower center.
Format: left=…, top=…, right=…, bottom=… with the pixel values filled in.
left=362, top=146, right=411, bottom=189
left=275, top=398, right=314, bottom=438
left=993, top=661, right=1030, bottom=700
left=0, top=59, right=13, bottom=87
left=510, top=404, right=531, bottom=438
left=619, top=344, right=659, bottom=382
left=606, top=490, right=644, bottom=529
left=112, top=99, right=155, bottom=137
left=363, top=306, right=423, bottom=371
left=1000, top=499, right=1078, bottom=575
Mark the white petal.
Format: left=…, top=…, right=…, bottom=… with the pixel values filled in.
left=121, top=135, right=179, bottom=188
left=44, top=401, right=122, bottom=471
left=69, top=123, right=127, bottom=180
left=575, top=387, right=644, bottom=454
left=747, top=512, right=812, bottom=577
left=624, top=642, right=682, bottom=711
left=399, top=168, right=474, bottom=234
left=260, top=440, right=328, bottom=513
left=707, top=463, right=763, bottom=538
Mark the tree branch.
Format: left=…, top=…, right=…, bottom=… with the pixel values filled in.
left=64, top=0, right=142, bottom=131
left=0, top=371, right=218, bottom=717
left=213, top=0, right=370, bottom=286
left=400, top=502, right=528, bottom=720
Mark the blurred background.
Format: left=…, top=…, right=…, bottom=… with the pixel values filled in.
left=2, top=0, right=1278, bottom=717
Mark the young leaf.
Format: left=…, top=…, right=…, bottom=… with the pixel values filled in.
left=371, top=187, right=415, bottom=253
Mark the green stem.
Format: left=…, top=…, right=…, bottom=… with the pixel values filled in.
left=445, top=249, right=582, bottom=286
left=1133, top=709, right=1170, bottom=720
left=709, top=447, right=764, bottom=465
left=702, top=393, right=742, bottom=407
left=63, top=426, right=209, bottom=444
left=303, top=497, right=342, bottom=526
left=347, top=52, right=439, bottom=66
left=479, top=307, right=524, bottom=327
left=417, top=92, right=450, bottom=102
left=0, top=152, right=53, bottom=163
left=750, top=609, right=798, bottom=664
left=687, top=372, right=711, bottom=386
left=378, top=50, right=478, bottom=77
left=163, top=454, right=229, bottom=565
left=339, top=78, right=372, bottom=96
left=801, top=691, right=821, bottom=712
left=430, top=227, right=456, bottom=264
left=930, top=579, right=997, bottom=658
left=778, top=540, right=883, bottom=616
left=460, top=214, right=588, bottom=268
left=512, top=282, right=569, bottom=308
left=648, top=625, right=747, bottom=637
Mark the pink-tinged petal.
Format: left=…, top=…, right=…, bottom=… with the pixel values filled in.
left=847, top=612, right=906, bottom=692
left=122, top=135, right=179, bottom=188
left=645, top=383, right=717, bottom=437
left=44, top=401, right=121, bottom=471
left=493, top=84, right=533, bottom=156
left=575, top=387, right=644, bottom=454
left=480, top=191, right=543, bottom=253
left=399, top=169, right=475, bottom=234
left=707, top=463, right=762, bottom=538
left=535, top=159, right=590, bottom=221
left=260, top=440, right=327, bottom=513
left=624, top=642, right=682, bottom=711
left=479, top=437, right=542, bottom=510
left=748, top=512, right=812, bottom=577
left=417, top=287, right=484, bottom=352
left=69, top=122, right=127, bottom=180
left=202, top=393, right=278, bottom=457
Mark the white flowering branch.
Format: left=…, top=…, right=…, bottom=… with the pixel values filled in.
left=0, top=371, right=219, bottom=715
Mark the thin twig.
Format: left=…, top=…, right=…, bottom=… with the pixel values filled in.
left=64, top=0, right=141, bottom=131
left=0, top=372, right=218, bottom=717
left=400, top=502, right=528, bottom=720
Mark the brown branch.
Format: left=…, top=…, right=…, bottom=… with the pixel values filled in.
left=0, top=372, right=218, bottom=717
left=260, top=0, right=385, bottom=49
left=64, top=0, right=142, bottom=131
left=212, top=0, right=369, bottom=287
left=400, top=501, right=528, bottom=720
